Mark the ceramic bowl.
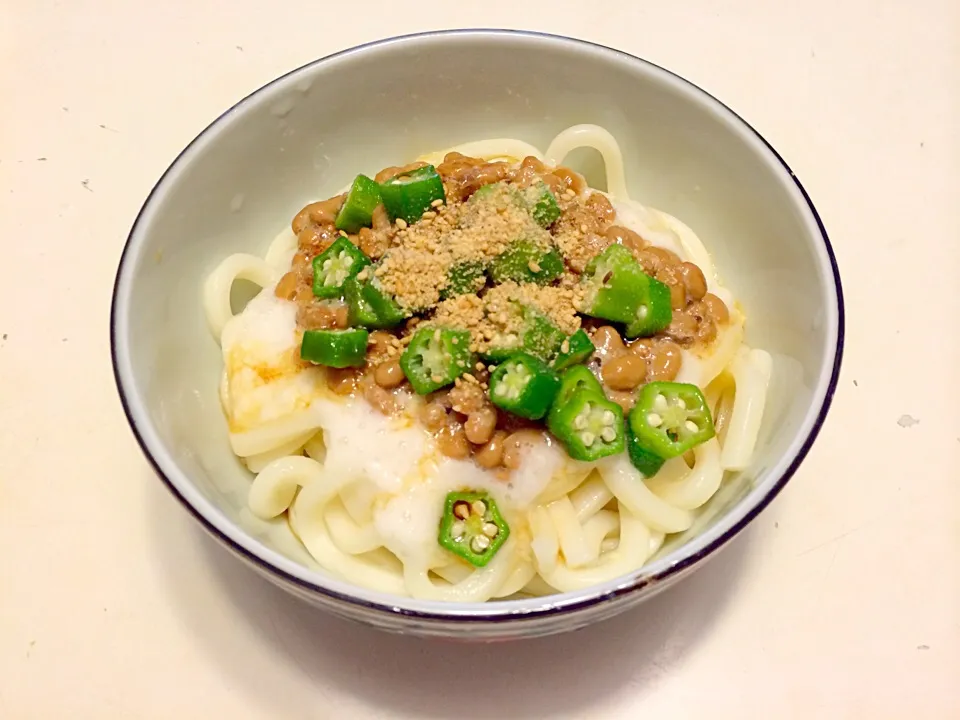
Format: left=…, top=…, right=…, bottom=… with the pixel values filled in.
left=111, top=30, right=843, bottom=640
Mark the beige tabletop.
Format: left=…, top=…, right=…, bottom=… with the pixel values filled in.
left=2, top=2, right=958, bottom=718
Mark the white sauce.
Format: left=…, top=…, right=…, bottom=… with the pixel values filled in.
left=607, top=196, right=687, bottom=257
left=372, top=437, right=563, bottom=564
left=313, top=399, right=425, bottom=494
left=221, top=290, right=324, bottom=432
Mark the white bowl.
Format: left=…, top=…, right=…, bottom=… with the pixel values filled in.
left=111, top=30, right=843, bottom=640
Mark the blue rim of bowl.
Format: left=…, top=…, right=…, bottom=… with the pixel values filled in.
left=110, top=29, right=845, bottom=624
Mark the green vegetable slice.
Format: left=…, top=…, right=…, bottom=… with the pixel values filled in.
left=380, top=165, right=445, bottom=224
left=488, top=352, right=560, bottom=420
left=300, top=328, right=368, bottom=368
left=547, top=388, right=625, bottom=461
left=524, top=182, right=561, bottom=227
left=441, top=260, right=487, bottom=299
left=580, top=244, right=672, bottom=335
left=438, top=491, right=510, bottom=567
left=334, top=174, right=381, bottom=233
left=311, top=236, right=371, bottom=299
left=627, top=381, right=715, bottom=464
left=399, top=327, right=475, bottom=395
left=550, top=329, right=596, bottom=370
left=488, top=238, right=564, bottom=285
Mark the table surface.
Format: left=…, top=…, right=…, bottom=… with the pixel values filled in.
left=3, top=2, right=958, bottom=718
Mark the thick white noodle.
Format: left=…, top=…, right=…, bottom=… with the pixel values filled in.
left=493, top=561, right=538, bottom=599
left=582, top=510, right=620, bottom=560
left=646, top=438, right=724, bottom=510
left=287, top=460, right=407, bottom=595
left=402, top=539, right=518, bottom=602
left=248, top=456, right=321, bottom=520
left=243, top=431, right=312, bottom=473
left=302, top=431, right=327, bottom=463
left=263, top=229, right=298, bottom=270
left=654, top=210, right=717, bottom=289
left=544, top=124, right=629, bottom=199
left=520, top=575, right=559, bottom=598
left=432, top=561, right=473, bottom=586
left=203, top=253, right=278, bottom=340
left=539, top=509, right=652, bottom=592
left=548, top=496, right=594, bottom=569
left=529, top=505, right=560, bottom=575
left=599, top=454, right=694, bottom=534
left=534, top=461, right=595, bottom=505
left=721, top=348, right=773, bottom=470
left=324, top=500, right=384, bottom=555
left=676, top=319, right=744, bottom=388
left=228, top=408, right=324, bottom=458
left=569, top=474, right=615, bottom=521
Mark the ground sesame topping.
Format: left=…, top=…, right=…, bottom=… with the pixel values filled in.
left=372, top=184, right=559, bottom=312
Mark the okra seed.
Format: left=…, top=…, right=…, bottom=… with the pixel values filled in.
left=580, top=431, right=596, bottom=447
left=451, top=521, right=466, bottom=538
left=676, top=398, right=687, bottom=410
left=685, top=420, right=699, bottom=432
left=600, top=427, right=617, bottom=443
left=574, top=413, right=588, bottom=430
left=454, top=502, right=471, bottom=520
left=647, top=412, right=663, bottom=427
left=654, top=394, right=668, bottom=411
left=637, top=305, right=649, bottom=319
left=471, top=500, right=487, bottom=516
left=601, top=410, right=616, bottom=425
left=471, top=535, right=491, bottom=552
left=482, top=522, right=499, bottom=538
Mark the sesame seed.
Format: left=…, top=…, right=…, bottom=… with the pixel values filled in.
left=431, top=198, right=444, bottom=207
left=395, top=218, right=408, bottom=229
left=471, top=535, right=491, bottom=552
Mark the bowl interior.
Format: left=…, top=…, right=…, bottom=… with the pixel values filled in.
left=114, top=32, right=840, bottom=613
